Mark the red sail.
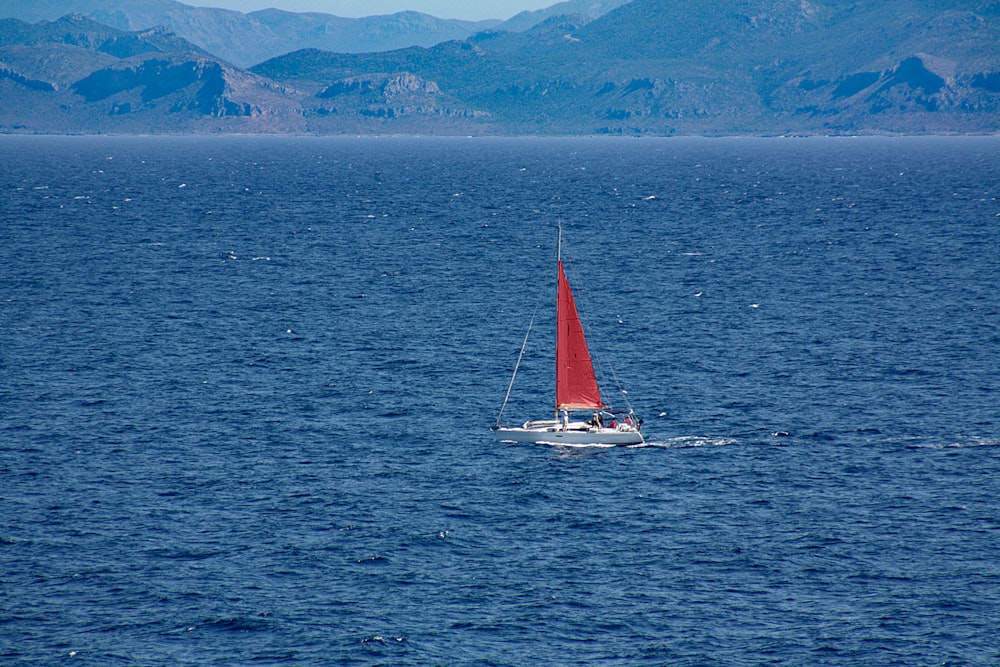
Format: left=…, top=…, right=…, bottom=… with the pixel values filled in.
left=556, top=260, right=604, bottom=410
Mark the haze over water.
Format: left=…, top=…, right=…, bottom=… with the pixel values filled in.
left=2, top=135, right=999, bottom=665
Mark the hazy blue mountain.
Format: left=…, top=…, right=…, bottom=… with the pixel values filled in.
left=498, top=0, right=630, bottom=32
left=2, top=1, right=998, bottom=135
left=0, top=0, right=499, bottom=66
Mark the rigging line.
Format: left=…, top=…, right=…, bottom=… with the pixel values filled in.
left=607, top=362, right=635, bottom=414
left=494, top=299, right=542, bottom=429
left=495, top=224, right=560, bottom=428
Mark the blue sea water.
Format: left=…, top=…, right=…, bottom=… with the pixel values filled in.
left=1, top=135, right=999, bottom=666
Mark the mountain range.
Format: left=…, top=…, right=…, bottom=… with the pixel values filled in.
left=1, top=0, right=628, bottom=67
left=1, top=0, right=998, bottom=136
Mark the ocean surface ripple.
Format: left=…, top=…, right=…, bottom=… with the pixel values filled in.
left=2, top=135, right=999, bottom=665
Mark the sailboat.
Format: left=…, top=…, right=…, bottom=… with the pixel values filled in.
left=493, top=228, right=645, bottom=446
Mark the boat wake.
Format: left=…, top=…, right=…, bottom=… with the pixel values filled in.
left=538, top=441, right=617, bottom=449
left=637, top=436, right=739, bottom=449
left=536, top=436, right=739, bottom=450
left=896, top=435, right=1000, bottom=450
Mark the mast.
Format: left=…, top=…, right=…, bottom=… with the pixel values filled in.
left=557, top=222, right=562, bottom=262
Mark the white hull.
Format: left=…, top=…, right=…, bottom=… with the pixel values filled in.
left=495, top=422, right=644, bottom=446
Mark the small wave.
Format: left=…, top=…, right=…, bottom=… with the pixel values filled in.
left=203, top=615, right=270, bottom=632
left=361, top=635, right=404, bottom=644
left=356, top=554, right=389, bottom=564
